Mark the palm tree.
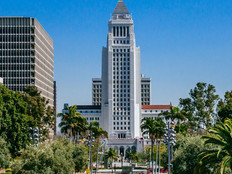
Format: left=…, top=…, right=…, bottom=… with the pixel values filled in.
left=195, top=118, right=232, bottom=174
left=92, top=123, right=108, bottom=174
left=161, top=105, right=186, bottom=133
left=105, top=148, right=119, bottom=168
left=141, top=117, right=165, bottom=174
left=163, top=106, right=185, bottom=120
left=126, top=150, right=138, bottom=163
left=87, top=121, right=100, bottom=135
left=85, top=121, right=108, bottom=173
left=58, top=105, right=87, bottom=142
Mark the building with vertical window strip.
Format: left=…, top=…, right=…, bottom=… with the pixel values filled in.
left=92, top=78, right=102, bottom=106
left=0, top=17, right=54, bottom=106
left=141, top=77, right=151, bottom=105
left=101, top=0, right=141, bottom=140
left=58, top=1, right=170, bottom=153
left=92, top=77, right=151, bottom=106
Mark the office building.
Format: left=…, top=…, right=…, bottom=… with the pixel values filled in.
left=59, top=1, right=170, bottom=154
left=0, top=17, right=54, bottom=106
left=92, top=77, right=151, bottom=106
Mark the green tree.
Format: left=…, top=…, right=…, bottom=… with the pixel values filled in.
left=179, top=82, right=219, bottom=129
left=58, top=105, right=87, bottom=142
left=0, top=136, right=11, bottom=169
left=105, top=148, right=118, bottom=167
left=87, top=121, right=100, bottom=135
left=126, top=150, right=138, bottom=163
left=23, top=86, right=55, bottom=140
left=73, top=143, right=88, bottom=172
left=141, top=117, right=165, bottom=173
left=166, top=134, right=220, bottom=174
left=217, top=91, right=232, bottom=122
left=171, top=135, right=205, bottom=174
left=161, top=105, right=187, bottom=133
left=88, top=122, right=108, bottom=174
left=0, top=85, right=32, bottom=156
left=195, top=119, right=232, bottom=174
left=161, top=105, right=185, bottom=121
left=13, top=138, right=75, bottom=174
left=0, top=85, right=54, bottom=156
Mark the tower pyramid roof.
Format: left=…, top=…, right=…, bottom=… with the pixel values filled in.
left=113, top=0, right=130, bottom=14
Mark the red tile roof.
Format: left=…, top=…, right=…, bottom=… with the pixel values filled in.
left=142, top=105, right=171, bottom=110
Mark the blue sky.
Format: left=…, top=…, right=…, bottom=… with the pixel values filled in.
left=1, top=0, right=232, bottom=112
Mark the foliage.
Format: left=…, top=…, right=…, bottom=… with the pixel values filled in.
left=179, top=82, right=219, bottom=129
left=88, top=121, right=108, bottom=140
left=0, top=85, right=55, bottom=156
left=141, top=117, right=166, bottom=140
left=0, top=137, right=11, bottom=169
left=137, top=151, right=146, bottom=163
left=58, top=107, right=108, bottom=171
left=87, top=121, right=108, bottom=172
left=58, top=105, right=87, bottom=141
left=171, top=135, right=205, bottom=174
left=105, top=148, right=118, bottom=166
left=217, top=91, right=232, bottom=122
left=23, top=86, right=55, bottom=139
left=161, top=105, right=189, bottom=134
left=126, top=150, right=138, bottom=162
left=162, top=105, right=186, bottom=121
left=143, top=144, right=167, bottom=163
left=141, top=117, right=165, bottom=173
left=166, top=134, right=222, bottom=174
left=195, top=119, right=232, bottom=174
left=73, top=143, right=88, bottom=172
left=12, top=138, right=75, bottom=174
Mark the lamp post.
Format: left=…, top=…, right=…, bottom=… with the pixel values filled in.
left=99, top=140, right=106, bottom=168
left=87, top=132, right=95, bottom=174
left=88, top=159, right=90, bottom=172
left=30, top=127, right=42, bottom=147
left=158, top=140, right=161, bottom=174
left=121, top=152, right=123, bottom=169
left=164, top=121, right=176, bottom=174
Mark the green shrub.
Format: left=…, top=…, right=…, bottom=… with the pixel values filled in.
left=73, top=143, right=88, bottom=172
left=170, top=134, right=227, bottom=174
left=12, top=138, right=75, bottom=174
left=0, top=137, right=11, bottom=169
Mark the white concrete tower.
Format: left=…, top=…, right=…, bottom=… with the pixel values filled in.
left=101, top=0, right=141, bottom=139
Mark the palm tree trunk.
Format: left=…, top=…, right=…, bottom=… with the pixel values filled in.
left=152, top=140, right=154, bottom=174
left=149, top=148, right=151, bottom=169
left=158, top=141, right=161, bottom=174
left=70, top=129, right=72, bottom=143
left=95, top=142, right=99, bottom=174
left=155, top=139, right=158, bottom=174
left=111, top=158, right=114, bottom=173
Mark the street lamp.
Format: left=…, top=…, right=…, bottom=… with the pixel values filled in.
left=30, top=127, right=42, bottom=147
left=164, top=121, right=176, bottom=174
left=121, top=152, right=123, bottom=169
left=86, top=132, right=95, bottom=174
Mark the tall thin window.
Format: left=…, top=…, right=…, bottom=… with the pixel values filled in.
left=127, top=26, right=129, bottom=36
left=120, top=27, right=122, bottom=37
left=113, top=27, right=115, bottom=37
